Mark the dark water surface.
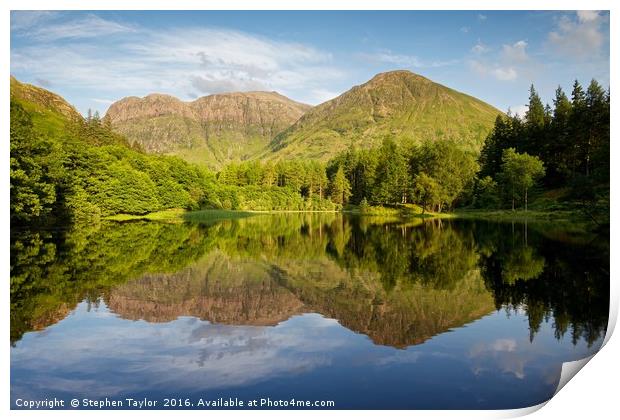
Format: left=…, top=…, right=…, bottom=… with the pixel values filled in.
left=10, top=214, right=609, bottom=409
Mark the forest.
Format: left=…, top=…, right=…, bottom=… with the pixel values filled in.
left=322, top=79, right=609, bottom=215
left=10, top=79, right=609, bottom=227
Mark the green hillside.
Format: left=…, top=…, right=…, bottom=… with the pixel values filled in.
left=10, top=76, right=83, bottom=138
left=10, top=76, right=219, bottom=224
left=267, top=70, right=502, bottom=161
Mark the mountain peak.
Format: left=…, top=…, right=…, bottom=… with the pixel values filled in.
left=10, top=76, right=82, bottom=122
left=267, top=71, right=502, bottom=161
left=364, top=70, right=435, bottom=88
left=105, top=89, right=311, bottom=167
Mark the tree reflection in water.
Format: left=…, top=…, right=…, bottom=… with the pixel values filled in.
left=11, top=214, right=609, bottom=348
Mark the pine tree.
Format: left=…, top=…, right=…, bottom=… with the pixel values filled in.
left=525, top=85, right=546, bottom=129
left=524, top=85, right=546, bottom=157
left=549, top=86, right=573, bottom=183
left=585, top=79, right=608, bottom=178
left=330, top=165, right=351, bottom=205
left=569, top=80, right=587, bottom=178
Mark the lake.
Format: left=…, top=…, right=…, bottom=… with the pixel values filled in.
left=10, top=213, right=609, bottom=409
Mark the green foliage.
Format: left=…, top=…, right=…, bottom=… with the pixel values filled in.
left=212, top=159, right=336, bottom=210
left=359, top=197, right=370, bottom=213
left=410, top=140, right=479, bottom=211
left=10, top=102, right=60, bottom=223
left=372, top=139, right=410, bottom=204
left=327, top=138, right=477, bottom=212
left=499, top=148, right=545, bottom=210
left=475, top=79, right=608, bottom=212
left=412, top=173, right=440, bottom=213
left=501, top=245, right=546, bottom=284
left=10, top=97, right=217, bottom=224
left=474, top=176, right=500, bottom=209
left=486, top=81, right=608, bottom=183
left=203, top=184, right=338, bottom=211
left=329, top=165, right=352, bottom=205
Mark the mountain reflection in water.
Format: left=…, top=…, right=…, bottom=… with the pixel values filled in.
left=10, top=213, right=609, bottom=409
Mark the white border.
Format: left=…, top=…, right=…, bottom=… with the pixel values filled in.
left=2, top=1, right=616, bottom=420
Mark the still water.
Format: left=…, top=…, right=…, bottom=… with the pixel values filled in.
left=10, top=213, right=609, bottom=409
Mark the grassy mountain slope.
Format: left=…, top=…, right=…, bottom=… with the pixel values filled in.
left=105, top=91, right=311, bottom=169
left=267, top=70, right=502, bottom=161
left=13, top=72, right=503, bottom=169
left=10, top=76, right=83, bottom=137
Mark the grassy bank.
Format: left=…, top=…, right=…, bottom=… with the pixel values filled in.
left=104, top=200, right=606, bottom=231
left=344, top=203, right=454, bottom=219
left=452, top=209, right=582, bottom=223
left=105, top=208, right=258, bottom=223
left=105, top=208, right=188, bottom=222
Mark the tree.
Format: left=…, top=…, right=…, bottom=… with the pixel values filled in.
left=411, top=140, right=478, bottom=212
left=330, top=165, right=351, bottom=205
left=585, top=79, right=609, bottom=180
left=412, top=173, right=440, bottom=213
left=372, top=139, right=409, bottom=204
left=525, top=84, right=546, bottom=129
left=568, top=80, right=587, bottom=178
left=10, top=101, right=60, bottom=223
left=359, top=197, right=370, bottom=213
left=499, top=148, right=545, bottom=211
left=475, top=176, right=500, bottom=209
left=547, top=86, right=573, bottom=184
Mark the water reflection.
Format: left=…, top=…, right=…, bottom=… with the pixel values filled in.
left=10, top=214, right=609, bottom=408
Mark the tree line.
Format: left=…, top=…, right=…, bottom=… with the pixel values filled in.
left=321, top=78, right=609, bottom=213
left=476, top=79, right=609, bottom=210
left=324, top=138, right=479, bottom=212
left=11, top=77, right=609, bottom=226
left=11, top=101, right=216, bottom=225
left=10, top=101, right=338, bottom=226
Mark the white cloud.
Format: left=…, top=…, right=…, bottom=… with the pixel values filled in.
left=359, top=51, right=458, bottom=69
left=491, top=338, right=517, bottom=352
left=469, top=39, right=528, bottom=82
left=548, top=11, right=606, bottom=59
left=460, top=26, right=470, bottom=33
left=309, top=88, right=341, bottom=104
left=10, top=11, right=58, bottom=31
left=11, top=306, right=347, bottom=397
left=502, top=40, right=529, bottom=63
left=10, top=16, right=345, bottom=106
left=92, top=98, right=115, bottom=105
left=577, top=10, right=599, bottom=23
left=471, top=41, right=489, bottom=55
left=360, top=51, right=423, bottom=67
left=469, top=60, right=517, bottom=81
left=478, top=14, right=487, bottom=21
left=491, top=67, right=517, bottom=81
left=13, top=13, right=136, bottom=41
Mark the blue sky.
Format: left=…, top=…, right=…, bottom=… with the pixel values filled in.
left=10, top=10, right=610, bottom=116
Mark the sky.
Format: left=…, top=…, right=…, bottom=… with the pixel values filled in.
left=10, top=10, right=610, bottom=117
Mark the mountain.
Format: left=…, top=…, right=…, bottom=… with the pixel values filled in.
left=12, top=72, right=503, bottom=169
left=266, top=70, right=502, bottom=161
left=104, top=91, right=311, bottom=169
left=10, top=76, right=83, bottom=137
left=106, top=248, right=495, bottom=348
